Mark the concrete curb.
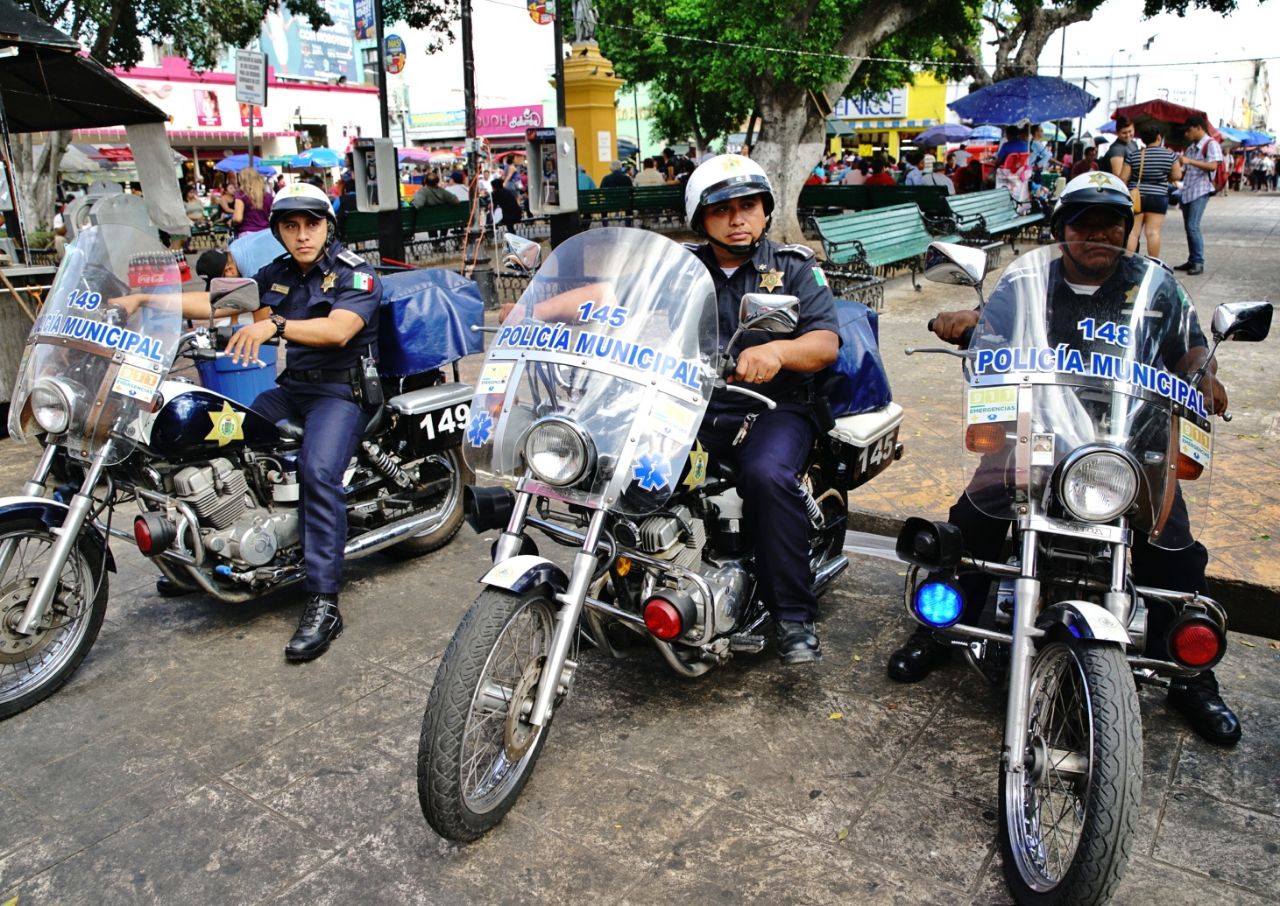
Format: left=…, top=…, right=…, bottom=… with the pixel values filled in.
left=847, top=506, right=1280, bottom=640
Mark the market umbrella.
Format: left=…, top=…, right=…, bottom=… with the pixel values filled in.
left=950, top=76, right=1098, bottom=126
left=290, top=146, right=343, bottom=168
left=429, top=152, right=457, bottom=165
left=969, top=124, right=1003, bottom=141
left=398, top=147, right=432, bottom=163
left=1113, top=100, right=1222, bottom=146
left=1039, top=122, right=1067, bottom=141
left=916, top=123, right=972, bottom=145
left=214, top=153, right=275, bottom=175
left=1242, top=130, right=1274, bottom=147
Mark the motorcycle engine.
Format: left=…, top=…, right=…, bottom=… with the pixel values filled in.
left=172, top=458, right=300, bottom=569
left=633, top=505, right=703, bottom=570
left=173, top=459, right=250, bottom=529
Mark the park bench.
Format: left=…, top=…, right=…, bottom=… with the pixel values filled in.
left=630, top=185, right=685, bottom=227
left=944, top=188, right=1043, bottom=250
left=578, top=187, right=633, bottom=224
left=813, top=203, right=962, bottom=292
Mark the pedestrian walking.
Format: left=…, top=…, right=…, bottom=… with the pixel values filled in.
left=1175, top=115, right=1223, bottom=276
left=1121, top=123, right=1182, bottom=260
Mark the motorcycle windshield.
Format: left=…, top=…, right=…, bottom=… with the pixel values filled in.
left=962, top=244, right=1212, bottom=549
left=465, top=227, right=718, bottom=516
left=8, top=225, right=183, bottom=464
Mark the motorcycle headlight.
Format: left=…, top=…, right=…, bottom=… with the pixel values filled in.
left=1058, top=449, right=1139, bottom=523
left=30, top=378, right=74, bottom=435
left=523, top=416, right=594, bottom=487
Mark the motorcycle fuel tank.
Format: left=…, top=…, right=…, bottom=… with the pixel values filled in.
left=147, top=384, right=281, bottom=457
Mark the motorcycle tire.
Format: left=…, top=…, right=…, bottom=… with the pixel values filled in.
left=999, top=639, right=1141, bottom=906
left=417, top=585, right=558, bottom=842
left=0, top=516, right=109, bottom=720
left=384, top=448, right=472, bottom=560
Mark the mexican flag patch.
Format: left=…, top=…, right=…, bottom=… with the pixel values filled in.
left=812, top=267, right=828, bottom=287
left=352, top=272, right=374, bottom=292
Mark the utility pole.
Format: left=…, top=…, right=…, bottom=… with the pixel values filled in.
left=462, top=0, right=477, bottom=181
left=549, top=11, right=579, bottom=248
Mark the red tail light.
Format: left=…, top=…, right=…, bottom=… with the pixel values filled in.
left=643, top=597, right=683, bottom=641
left=1168, top=617, right=1225, bottom=669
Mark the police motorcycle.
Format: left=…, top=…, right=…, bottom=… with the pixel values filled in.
left=896, top=241, right=1272, bottom=905
left=416, top=227, right=903, bottom=842
left=0, top=222, right=479, bottom=719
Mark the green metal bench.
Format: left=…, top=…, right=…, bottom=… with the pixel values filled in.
left=944, top=188, right=1043, bottom=250
left=578, top=187, right=633, bottom=224
left=798, top=185, right=868, bottom=213
left=630, top=185, right=685, bottom=225
left=813, top=203, right=962, bottom=291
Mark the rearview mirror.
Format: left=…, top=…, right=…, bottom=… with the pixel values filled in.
left=1211, top=301, right=1272, bottom=343
left=924, top=242, right=987, bottom=287
left=738, top=293, right=800, bottom=334
left=502, top=233, right=542, bottom=275
left=209, top=277, right=261, bottom=314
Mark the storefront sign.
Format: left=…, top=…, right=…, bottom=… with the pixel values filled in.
left=260, top=0, right=357, bottom=83
left=527, top=0, right=553, bottom=24
left=477, top=105, right=544, bottom=137
left=835, top=88, right=907, bottom=119
left=238, top=103, right=264, bottom=128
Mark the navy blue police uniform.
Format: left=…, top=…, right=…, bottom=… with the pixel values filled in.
left=690, top=238, right=840, bottom=624
left=250, top=243, right=382, bottom=596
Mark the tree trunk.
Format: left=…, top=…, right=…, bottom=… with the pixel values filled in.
left=11, top=131, right=67, bottom=236
left=753, top=86, right=826, bottom=245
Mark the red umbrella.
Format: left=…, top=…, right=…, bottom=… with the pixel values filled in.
left=1113, top=100, right=1222, bottom=149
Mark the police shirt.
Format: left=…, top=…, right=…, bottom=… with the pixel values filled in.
left=690, top=238, right=840, bottom=416
left=253, top=242, right=382, bottom=373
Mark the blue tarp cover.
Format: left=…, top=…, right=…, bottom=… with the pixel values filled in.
left=825, top=299, right=892, bottom=416
left=377, top=269, right=484, bottom=376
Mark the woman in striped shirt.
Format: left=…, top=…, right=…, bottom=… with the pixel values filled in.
left=1121, top=123, right=1182, bottom=260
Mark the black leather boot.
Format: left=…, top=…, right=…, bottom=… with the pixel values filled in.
left=887, top=626, right=951, bottom=683
left=285, top=594, right=344, bottom=662
left=1167, top=670, right=1241, bottom=747
left=155, top=575, right=195, bottom=598
left=777, top=620, right=821, bottom=665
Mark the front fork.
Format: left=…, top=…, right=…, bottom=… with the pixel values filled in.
left=14, top=441, right=113, bottom=636
left=0, top=444, right=60, bottom=581
left=529, top=507, right=607, bottom=728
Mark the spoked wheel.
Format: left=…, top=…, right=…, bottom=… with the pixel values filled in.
left=0, top=517, right=109, bottom=719
left=385, top=448, right=473, bottom=559
left=999, top=640, right=1141, bottom=906
left=417, top=586, right=558, bottom=841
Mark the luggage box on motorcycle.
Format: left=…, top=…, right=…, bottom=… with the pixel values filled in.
left=196, top=324, right=279, bottom=406
left=389, top=383, right=474, bottom=453
left=827, top=402, right=904, bottom=490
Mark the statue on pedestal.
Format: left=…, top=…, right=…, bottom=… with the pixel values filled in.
left=572, top=0, right=597, bottom=43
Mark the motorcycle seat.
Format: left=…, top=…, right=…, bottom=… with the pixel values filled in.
left=274, top=405, right=385, bottom=442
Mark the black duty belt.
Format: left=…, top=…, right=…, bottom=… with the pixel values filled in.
left=285, top=367, right=359, bottom=384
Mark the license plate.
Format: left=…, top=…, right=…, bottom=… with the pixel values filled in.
left=414, top=401, right=470, bottom=451
left=848, top=426, right=899, bottom=487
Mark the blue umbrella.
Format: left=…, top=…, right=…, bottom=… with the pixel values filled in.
left=950, top=76, right=1099, bottom=126
left=969, top=124, right=1003, bottom=141
left=290, top=147, right=343, bottom=169
left=1096, top=120, right=1117, bottom=134
left=1242, top=130, right=1274, bottom=147
left=214, top=153, right=275, bottom=175
left=916, top=123, right=972, bottom=145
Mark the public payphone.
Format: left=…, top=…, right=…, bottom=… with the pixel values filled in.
left=352, top=137, right=400, bottom=213
left=525, top=127, right=578, bottom=216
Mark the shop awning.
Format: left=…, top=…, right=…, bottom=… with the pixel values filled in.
left=0, top=0, right=168, bottom=132
left=837, top=119, right=940, bottom=131
left=72, top=128, right=301, bottom=143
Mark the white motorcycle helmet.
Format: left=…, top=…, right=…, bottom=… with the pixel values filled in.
left=1050, top=170, right=1134, bottom=240
left=684, top=155, right=775, bottom=253
left=270, top=181, right=339, bottom=247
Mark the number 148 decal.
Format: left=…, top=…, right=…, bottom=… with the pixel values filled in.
left=1077, top=318, right=1133, bottom=348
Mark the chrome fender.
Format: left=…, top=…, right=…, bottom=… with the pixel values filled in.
left=1037, top=600, right=1129, bottom=646
left=0, top=495, right=117, bottom=572
left=479, top=554, right=568, bottom=595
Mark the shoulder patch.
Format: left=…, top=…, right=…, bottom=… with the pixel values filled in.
left=337, top=249, right=368, bottom=268
left=776, top=243, right=815, bottom=260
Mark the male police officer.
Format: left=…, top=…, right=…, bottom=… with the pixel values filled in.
left=888, top=172, right=1241, bottom=746
left=683, top=155, right=840, bottom=663
left=224, top=182, right=383, bottom=661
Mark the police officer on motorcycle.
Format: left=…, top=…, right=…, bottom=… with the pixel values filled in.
left=223, top=182, right=384, bottom=661
left=683, top=155, right=841, bottom=664
left=887, top=171, right=1241, bottom=745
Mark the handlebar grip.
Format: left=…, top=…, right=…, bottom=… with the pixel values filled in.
left=959, top=326, right=975, bottom=349
left=721, top=354, right=737, bottom=379
left=927, top=318, right=936, bottom=333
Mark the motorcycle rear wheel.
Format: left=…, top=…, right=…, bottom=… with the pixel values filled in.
left=417, top=585, right=557, bottom=841
left=0, top=517, right=109, bottom=719
left=999, top=639, right=1141, bottom=906
left=385, top=448, right=472, bottom=559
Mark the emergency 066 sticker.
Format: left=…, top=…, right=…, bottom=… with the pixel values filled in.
left=477, top=362, right=514, bottom=396
left=111, top=361, right=162, bottom=399
left=967, top=386, right=1017, bottom=424
left=1178, top=419, right=1212, bottom=467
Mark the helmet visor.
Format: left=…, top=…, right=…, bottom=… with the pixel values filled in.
left=701, top=177, right=772, bottom=209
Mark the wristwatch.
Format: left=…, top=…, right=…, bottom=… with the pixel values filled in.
left=270, top=314, right=287, bottom=339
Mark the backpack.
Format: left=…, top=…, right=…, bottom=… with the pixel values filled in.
left=1212, top=159, right=1228, bottom=194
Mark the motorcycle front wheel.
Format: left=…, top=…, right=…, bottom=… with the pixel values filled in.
left=0, top=516, right=109, bottom=719
left=999, top=639, right=1141, bottom=906
left=417, top=585, right=557, bottom=841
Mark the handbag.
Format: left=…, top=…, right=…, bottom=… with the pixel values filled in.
left=1129, top=148, right=1145, bottom=214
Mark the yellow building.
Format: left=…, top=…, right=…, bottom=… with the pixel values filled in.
left=828, top=73, right=950, bottom=158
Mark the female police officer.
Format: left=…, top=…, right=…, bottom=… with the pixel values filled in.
left=683, top=155, right=840, bottom=663
left=224, top=182, right=383, bottom=661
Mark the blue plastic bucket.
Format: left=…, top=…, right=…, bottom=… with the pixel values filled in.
left=196, top=325, right=279, bottom=406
